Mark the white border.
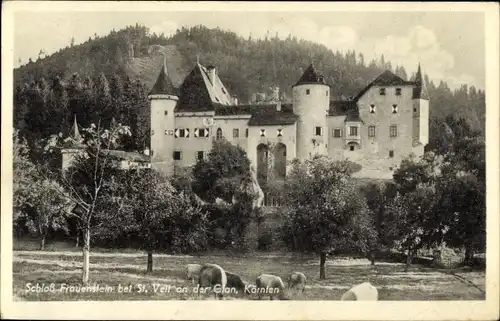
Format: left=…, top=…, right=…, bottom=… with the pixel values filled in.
left=1, top=2, right=499, bottom=320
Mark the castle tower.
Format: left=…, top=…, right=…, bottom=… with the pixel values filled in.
left=412, top=63, right=430, bottom=147
left=61, top=115, right=84, bottom=172
left=148, top=57, right=179, bottom=176
left=292, top=64, right=330, bottom=160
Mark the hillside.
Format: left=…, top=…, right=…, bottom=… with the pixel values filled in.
left=13, top=24, right=485, bottom=155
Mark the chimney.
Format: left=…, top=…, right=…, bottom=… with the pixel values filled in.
left=207, top=65, right=216, bottom=85
left=276, top=100, right=282, bottom=112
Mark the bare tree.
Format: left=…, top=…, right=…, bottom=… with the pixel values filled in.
left=56, top=121, right=131, bottom=284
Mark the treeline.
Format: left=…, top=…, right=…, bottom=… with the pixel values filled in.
left=14, top=24, right=485, bottom=157
left=14, top=71, right=150, bottom=159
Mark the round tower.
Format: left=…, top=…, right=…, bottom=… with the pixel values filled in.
left=148, top=58, right=178, bottom=176
left=292, top=64, right=330, bottom=160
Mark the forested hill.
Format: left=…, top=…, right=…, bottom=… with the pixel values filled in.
left=14, top=24, right=485, bottom=154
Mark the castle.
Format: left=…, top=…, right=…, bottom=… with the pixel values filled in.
left=148, top=59, right=429, bottom=180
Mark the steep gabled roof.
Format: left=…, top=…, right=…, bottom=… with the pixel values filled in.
left=176, top=63, right=234, bottom=112
left=214, top=103, right=298, bottom=126
left=149, top=63, right=178, bottom=96
left=293, top=64, right=329, bottom=87
left=412, top=64, right=430, bottom=100
left=353, top=70, right=414, bottom=101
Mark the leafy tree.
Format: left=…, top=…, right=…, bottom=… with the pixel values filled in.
left=192, top=139, right=250, bottom=202
left=437, top=171, right=485, bottom=264
left=98, top=169, right=208, bottom=271
left=393, top=152, right=440, bottom=196
left=384, top=183, right=439, bottom=269
left=281, top=156, right=376, bottom=279
left=21, top=177, right=72, bottom=250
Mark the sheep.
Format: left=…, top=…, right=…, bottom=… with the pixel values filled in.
left=287, top=271, right=307, bottom=293
left=225, top=271, right=249, bottom=297
left=340, top=282, right=378, bottom=301
left=198, top=263, right=227, bottom=300
left=255, top=274, right=287, bottom=300
left=185, top=264, right=202, bottom=285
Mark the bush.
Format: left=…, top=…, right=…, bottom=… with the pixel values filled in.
left=258, top=231, right=274, bottom=251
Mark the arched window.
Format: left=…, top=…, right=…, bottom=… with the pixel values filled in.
left=216, top=128, right=223, bottom=140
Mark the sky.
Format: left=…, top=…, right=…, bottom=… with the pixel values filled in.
left=13, top=8, right=485, bottom=90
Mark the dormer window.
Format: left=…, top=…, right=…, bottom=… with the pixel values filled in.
left=379, top=88, right=386, bottom=95
left=392, top=104, right=398, bottom=114
left=370, top=104, right=376, bottom=114
left=306, top=89, right=310, bottom=95
left=395, top=88, right=402, bottom=96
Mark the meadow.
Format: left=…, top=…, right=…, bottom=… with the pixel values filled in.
left=13, top=241, right=485, bottom=301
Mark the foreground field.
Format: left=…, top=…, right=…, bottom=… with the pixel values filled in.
left=13, top=250, right=485, bottom=301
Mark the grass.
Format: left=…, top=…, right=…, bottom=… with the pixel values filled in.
left=12, top=249, right=485, bottom=301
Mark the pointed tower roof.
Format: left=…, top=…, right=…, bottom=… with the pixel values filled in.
left=63, top=116, right=84, bottom=149
left=293, top=64, right=329, bottom=87
left=70, top=115, right=82, bottom=141
left=412, top=63, right=429, bottom=100
left=149, top=56, right=178, bottom=96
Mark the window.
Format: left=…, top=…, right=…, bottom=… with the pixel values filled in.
left=175, top=128, right=189, bottom=138
left=390, top=125, right=398, bottom=137
left=349, top=145, right=355, bottom=151
left=277, top=128, right=283, bottom=137
left=389, top=150, right=394, bottom=158
left=165, top=129, right=174, bottom=136
left=368, top=126, right=376, bottom=137
left=326, top=90, right=329, bottom=96
left=379, top=88, right=386, bottom=95
left=233, top=128, right=239, bottom=138
left=245, top=128, right=249, bottom=137
left=216, top=128, right=223, bottom=140
left=395, top=88, right=402, bottom=96
left=349, top=126, right=358, bottom=136
left=215, top=97, right=220, bottom=102
left=164, top=110, right=168, bottom=115
left=260, top=129, right=266, bottom=137
left=222, top=87, right=226, bottom=94
left=196, top=128, right=208, bottom=138
left=370, top=104, right=376, bottom=114
left=333, top=129, right=342, bottom=137
left=173, top=151, right=182, bottom=160
left=315, top=126, right=322, bottom=136
left=197, top=151, right=204, bottom=161
left=392, top=104, right=398, bottom=114
left=306, top=89, right=310, bottom=95
left=413, top=107, right=417, bottom=113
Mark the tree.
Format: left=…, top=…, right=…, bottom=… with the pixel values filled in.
left=385, top=183, right=439, bottom=269
left=192, top=139, right=250, bottom=202
left=58, top=121, right=131, bottom=284
left=281, top=156, right=376, bottom=279
left=21, top=178, right=72, bottom=250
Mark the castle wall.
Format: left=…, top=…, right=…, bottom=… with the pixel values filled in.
left=173, top=111, right=215, bottom=169
left=212, top=116, right=251, bottom=152
left=292, top=84, right=330, bottom=160
left=247, top=124, right=297, bottom=174
left=353, top=85, right=415, bottom=176
left=327, top=115, right=347, bottom=161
